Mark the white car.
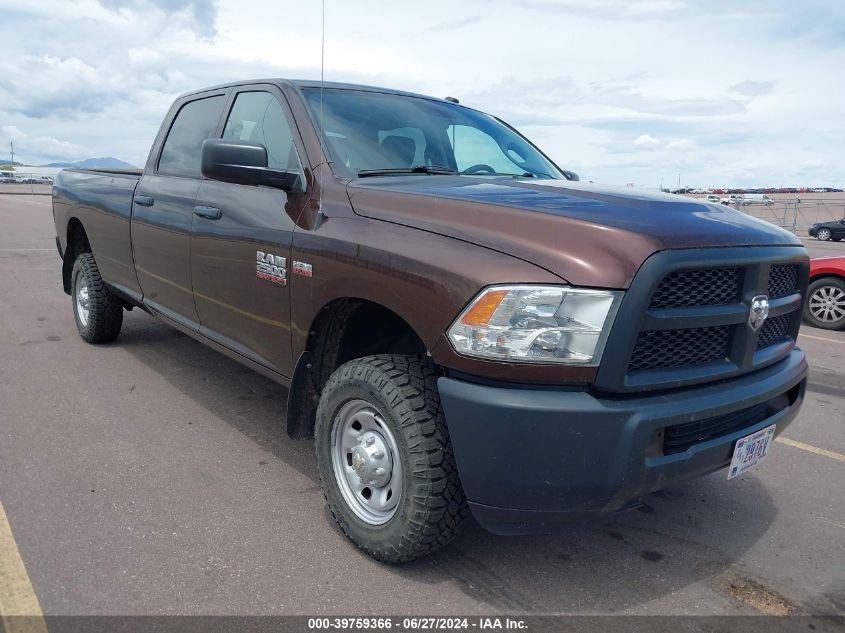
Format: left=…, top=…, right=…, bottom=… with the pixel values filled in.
left=706, top=195, right=721, bottom=204
left=720, top=195, right=743, bottom=205
left=741, top=194, right=774, bottom=206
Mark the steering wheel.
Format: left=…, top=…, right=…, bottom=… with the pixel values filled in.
left=462, top=164, right=497, bottom=175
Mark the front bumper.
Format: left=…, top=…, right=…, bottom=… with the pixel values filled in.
left=438, top=349, right=808, bottom=534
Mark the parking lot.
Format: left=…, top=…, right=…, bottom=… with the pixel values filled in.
left=0, top=194, right=843, bottom=618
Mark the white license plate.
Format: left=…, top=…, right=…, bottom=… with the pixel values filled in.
left=728, top=424, right=776, bottom=480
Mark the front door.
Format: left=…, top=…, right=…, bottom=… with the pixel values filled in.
left=190, top=88, right=308, bottom=377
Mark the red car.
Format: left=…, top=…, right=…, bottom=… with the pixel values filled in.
left=805, top=257, right=845, bottom=330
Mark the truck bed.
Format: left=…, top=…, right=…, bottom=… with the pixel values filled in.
left=53, top=168, right=143, bottom=302
left=74, top=167, right=144, bottom=177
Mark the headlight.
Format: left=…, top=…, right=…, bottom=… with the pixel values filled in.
left=447, top=285, right=622, bottom=365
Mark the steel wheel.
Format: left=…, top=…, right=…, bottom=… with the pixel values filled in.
left=817, top=228, right=832, bottom=241
left=315, top=355, right=468, bottom=562
left=330, top=399, right=402, bottom=525
left=809, top=284, right=845, bottom=325
left=75, top=274, right=90, bottom=327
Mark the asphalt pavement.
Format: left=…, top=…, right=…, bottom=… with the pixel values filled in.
left=0, top=194, right=843, bottom=617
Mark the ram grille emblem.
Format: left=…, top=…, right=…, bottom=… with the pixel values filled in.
left=748, top=295, right=770, bottom=331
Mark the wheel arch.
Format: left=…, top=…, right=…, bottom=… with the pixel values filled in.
left=62, top=218, right=91, bottom=294
left=809, top=272, right=845, bottom=285
left=286, top=297, right=430, bottom=439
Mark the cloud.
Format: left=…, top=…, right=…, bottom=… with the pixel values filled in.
left=633, top=134, right=660, bottom=147
left=97, top=0, right=218, bottom=38
left=428, top=16, right=483, bottom=32
left=665, top=138, right=694, bottom=151
left=519, top=0, right=685, bottom=19
left=801, top=159, right=827, bottom=169
left=1, top=125, right=90, bottom=162
left=729, top=80, right=776, bottom=97
left=0, top=0, right=842, bottom=185
left=0, top=54, right=184, bottom=119
left=461, top=75, right=749, bottom=132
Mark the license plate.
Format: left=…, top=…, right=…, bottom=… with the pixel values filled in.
left=728, top=424, right=776, bottom=480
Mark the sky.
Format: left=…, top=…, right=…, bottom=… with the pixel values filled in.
left=0, top=0, right=843, bottom=188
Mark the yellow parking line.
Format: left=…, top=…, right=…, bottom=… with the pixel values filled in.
left=0, top=500, right=47, bottom=633
left=776, top=437, right=845, bottom=462
left=799, top=333, right=845, bottom=345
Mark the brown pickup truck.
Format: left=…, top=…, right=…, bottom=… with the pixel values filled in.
left=53, top=79, right=809, bottom=563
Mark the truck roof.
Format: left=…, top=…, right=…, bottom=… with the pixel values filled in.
left=178, top=78, right=454, bottom=105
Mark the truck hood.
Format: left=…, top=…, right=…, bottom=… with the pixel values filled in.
left=346, top=176, right=801, bottom=288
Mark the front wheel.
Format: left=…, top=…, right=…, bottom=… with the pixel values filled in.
left=71, top=253, right=124, bottom=343
left=315, top=355, right=468, bottom=563
left=817, top=228, right=832, bottom=241
left=804, top=277, right=845, bottom=330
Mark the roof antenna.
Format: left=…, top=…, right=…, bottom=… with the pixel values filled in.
left=317, top=0, right=325, bottom=227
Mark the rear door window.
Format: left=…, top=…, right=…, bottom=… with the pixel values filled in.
left=158, top=95, right=226, bottom=178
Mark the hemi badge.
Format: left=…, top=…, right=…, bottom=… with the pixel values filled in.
left=293, top=261, right=313, bottom=278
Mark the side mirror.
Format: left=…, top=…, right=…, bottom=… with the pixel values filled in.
left=562, top=170, right=579, bottom=181
left=201, top=139, right=303, bottom=192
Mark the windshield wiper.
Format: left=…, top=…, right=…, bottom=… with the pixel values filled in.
left=357, top=165, right=458, bottom=178
left=507, top=171, right=552, bottom=179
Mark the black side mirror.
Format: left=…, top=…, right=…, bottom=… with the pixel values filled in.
left=562, top=170, right=579, bottom=181
left=201, top=139, right=303, bottom=192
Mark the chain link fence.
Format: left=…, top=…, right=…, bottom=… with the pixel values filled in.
left=0, top=173, right=54, bottom=195
left=687, top=194, right=845, bottom=235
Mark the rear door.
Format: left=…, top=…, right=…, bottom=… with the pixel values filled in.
left=132, top=93, right=228, bottom=328
left=190, top=87, right=309, bottom=377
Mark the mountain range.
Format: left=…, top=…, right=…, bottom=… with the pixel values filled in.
left=41, top=157, right=136, bottom=169
left=0, top=156, right=135, bottom=169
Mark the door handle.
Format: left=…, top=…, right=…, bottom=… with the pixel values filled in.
left=193, top=205, right=222, bottom=220
left=134, top=195, right=154, bottom=207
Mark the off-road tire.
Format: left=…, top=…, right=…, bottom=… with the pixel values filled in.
left=315, top=354, right=468, bottom=563
left=71, top=253, right=123, bottom=343
left=803, top=277, right=845, bottom=331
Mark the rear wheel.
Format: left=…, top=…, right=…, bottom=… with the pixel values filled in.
left=804, top=277, right=845, bottom=330
left=817, top=228, right=832, bottom=241
left=71, top=253, right=123, bottom=343
left=315, top=354, right=468, bottom=563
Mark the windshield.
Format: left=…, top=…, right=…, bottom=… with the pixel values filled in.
left=302, top=88, right=564, bottom=180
